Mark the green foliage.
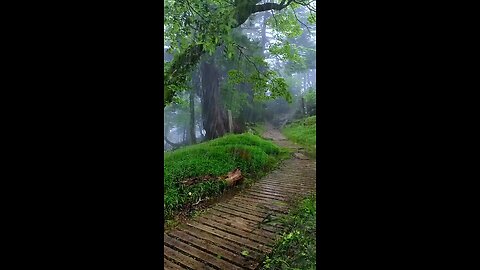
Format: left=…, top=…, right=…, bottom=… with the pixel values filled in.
left=222, top=85, right=249, bottom=117
left=267, top=9, right=303, bottom=39
left=227, top=69, right=246, bottom=85
left=304, top=87, right=316, bottom=104
left=269, top=42, right=302, bottom=62
left=262, top=194, right=316, bottom=270
left=282, top=116, right=316, bottom=158
left=307, top=13, right=316, bottom=24
left=207, top=133, right=280, bottom=155
left=164, top=133, right=283, bottom=219
left=164, top=0, right=239, bottom=104
left=217, top=30, right=292, bottom=120
left=227, top=69, right=293, bottom=103
left=163, top=0, right=316, bottom=106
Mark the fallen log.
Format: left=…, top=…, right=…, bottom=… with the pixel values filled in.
left=223, top=168, right=243, bottom=186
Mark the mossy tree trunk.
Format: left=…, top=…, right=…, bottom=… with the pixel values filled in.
left=200, top=58, right=229, bottom=140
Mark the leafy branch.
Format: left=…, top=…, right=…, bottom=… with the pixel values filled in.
left=290, top=5, right=312, bottom=35
left=184, top=0, right=208, bottom=22
left=233, top=42, right=265, bottom=77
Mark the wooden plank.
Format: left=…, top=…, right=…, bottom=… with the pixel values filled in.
left=213, top=205, right=286, bottom=230
left=257, top=183, right=311, bottom=190
left=213, top=204, right=268, bottom=222
left=258, top=180, right=315, bottom=188
left=186, top=220, right=271, bottom=253
left=224, top=202, right=286, bottom=221
left=228, top=196, right=265, bottom=205
left=243, top=191, right=290, bottom=202
left=203, top=215, right=276, bottom=242
left=218, top=200, right=287, bottom=227
left=206, top=209, right=260, bottom=227
left=177, top=225, right=264, bottom=261
left=227, top=200, right=272, bottom=215
left=254, top=184, right=304, bottom=193
left=259, top=181, right=307, bottom=190
left=245, top=190, right=290, bottom=199
left=256, top=201, right=289, bottom=212
left=238, top=192, right=278, bottom=201
left=206, top=210, right=278, bottom=236
left=168, top=229, right=258, bottom=270
left=165, top=234, right=243, bottom=270
left=230, top=199, right=289, bottom=214
left=196, top=216, right=274, bottom=245
left=245, top=190, right=290, bottom=200
left=206, top=209, right=279, bottom=234
left=204, top=210, right=259, bottom=231
left=250, top=187, right=294, bottom=196
left=217, top=203, right=269, bottom=219
left=258, top=206, right=289, bottom=215
left=260, top=177, right=308, bottom=183
left=255, top=181, right=308, bottom=189
left=228, top=197, right=271, bottom=210
left=253, top=185, right=308, bottom=194
left=229, top=196, right=284, bottom=209
left=164, top=244, right=212, bottom=270
left=164, top=257, right=185, bottom=270
left=235, top=194, right=275, bottom=205
left=213, top=205, right=265, bottom=222
left=258, top=177, right=312, bottom=184
left=235, top=194, right=272, bottom=204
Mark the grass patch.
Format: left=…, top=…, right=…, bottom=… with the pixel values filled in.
left=164, top=133, right=286, bottom=221
left=282, top=116, right=316, bottom=158
left=261, top=194, right=316, bottom=270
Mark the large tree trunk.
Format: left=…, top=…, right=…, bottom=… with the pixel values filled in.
left=200, top=58, right=228, bottom=140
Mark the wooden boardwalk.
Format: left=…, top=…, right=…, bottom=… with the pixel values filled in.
left=164, top=130, right=316, bottom=269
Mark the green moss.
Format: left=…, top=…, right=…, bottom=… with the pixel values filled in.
left=164, top=133, right=284, bottom=220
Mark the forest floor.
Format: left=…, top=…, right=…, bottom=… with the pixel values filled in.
left=164, top=125, right=316, bottom=270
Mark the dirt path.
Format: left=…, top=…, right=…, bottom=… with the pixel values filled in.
left=164, top=126, right=317, bottom=269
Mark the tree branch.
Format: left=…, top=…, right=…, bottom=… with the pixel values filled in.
left=253, top=0, right=293, bottom=13
left=234, top=43, right=262, bottom=75
left=184, top=0, right=208, bottom=22
left=270, top=9, right=278, bottom=27
left=293, top=0, right=316, bottom=12
left=234, top=0, right=294, bottom=27
left=291, top=6, right=312, bottom=35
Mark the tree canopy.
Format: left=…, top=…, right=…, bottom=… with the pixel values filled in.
left=164, top=0, right=316, bottom=107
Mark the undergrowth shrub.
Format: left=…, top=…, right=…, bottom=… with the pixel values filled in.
left=262, top=194, right=317, bottom=270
